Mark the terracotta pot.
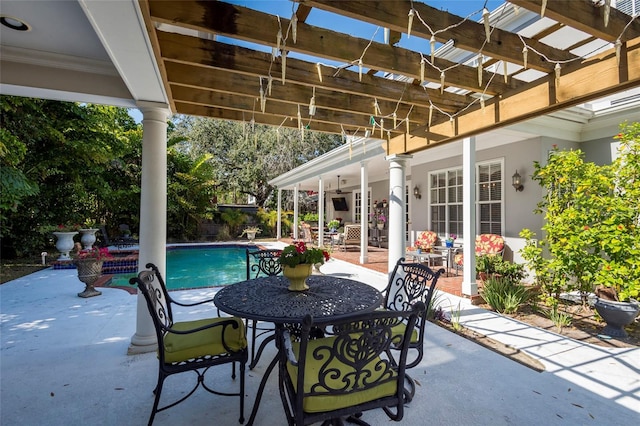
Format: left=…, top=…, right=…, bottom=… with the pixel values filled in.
left=283, top=264, right=312, bottom=291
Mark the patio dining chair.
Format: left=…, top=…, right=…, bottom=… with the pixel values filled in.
left=339, top=224, right=361, bottom=251
left=276, top=302, right=424, bottom=426
left=382, top=258, right=444, bottom=370
left=245, top=248, right=283, bottom=369
left=452, top=234, right=505, bottom=275
left=131, top=263, right=247, bottom=425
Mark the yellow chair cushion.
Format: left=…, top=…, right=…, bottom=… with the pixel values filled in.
left=286, top=337, right=398, bottom=413
left=163, top=317, right=247, bottom=364
left=391, top=322, right=419, bottom=344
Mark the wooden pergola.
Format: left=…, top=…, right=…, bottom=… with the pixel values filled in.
left=140, top=0, right=640, bottom=154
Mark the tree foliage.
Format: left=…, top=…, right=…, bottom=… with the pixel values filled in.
left=0, top=96, right=141, bottom=256
left=520, top=122, right=640, bottom=303
left=170, top=116, right=342, bottom=208
left=1, top=96, right=342, bottom=257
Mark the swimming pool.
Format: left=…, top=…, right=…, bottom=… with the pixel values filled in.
left=109, top=244, right=258, bottom=290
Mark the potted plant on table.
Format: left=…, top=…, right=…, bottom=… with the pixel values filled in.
left=75, top=246, right=113, bottom=298
left=445, top=234, right=457, bottom=248
left=376, top=213, right=386, bottom=230
left=327, top=219, right=340, bottom=232
left=278, top=241, right=330, bottom=291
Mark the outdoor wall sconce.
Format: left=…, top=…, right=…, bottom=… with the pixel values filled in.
left=512, top=170, right=524, bottom=192
left=413, top=185, right=421, bottom=199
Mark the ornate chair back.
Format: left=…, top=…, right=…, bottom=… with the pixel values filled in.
left=382, top=258, right=444, bottom=369
left=246, top=249, right=282, bottom=279
left=245, top=248, right=282, bottom=369
left=277, top=303, right=424, bottom=426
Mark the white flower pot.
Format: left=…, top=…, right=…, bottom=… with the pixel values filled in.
left=79, top=228, right=99, bottom=250
left=53, top=232, right=78, bottom=261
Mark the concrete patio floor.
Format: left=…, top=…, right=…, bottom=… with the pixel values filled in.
left=1, top=241, right=638, bottom=425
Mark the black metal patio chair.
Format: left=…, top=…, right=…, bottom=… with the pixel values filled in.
left=130, top=263, right=247, bottom=425
left=276, top=302, right=424, bottom=426
left=245, top=248, right=283, bottom=369
left=382, top=258, right=444, bottom=369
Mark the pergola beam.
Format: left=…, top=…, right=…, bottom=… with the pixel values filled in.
left=298, top=0, right=578, bottom=71
left=511, top=0, right=640, bottom=43
left=164, top=62, right=445, bottom=125
left=395, top=37, right=640, bottom=149
left=149, top=0, right=516, bottom=95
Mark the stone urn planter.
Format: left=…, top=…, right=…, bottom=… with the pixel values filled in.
left=79, top=228, right=99, bottom=250
left=53, top=231, right=78, bottom=261
left=75, top=258, right=104, bottom=298
left=377, top=223, right=384, bottom=230
left=593, top=298, right=640, bottom=338
left=283, top=264, right=312, bottom=291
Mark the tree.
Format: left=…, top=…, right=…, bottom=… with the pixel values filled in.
left=0, top=96, right=140, bottom=257
left=170, top=116, right=342, bottom=209
left=166, top=135, right=218, bottom=240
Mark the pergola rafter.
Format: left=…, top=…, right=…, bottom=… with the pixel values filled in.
left=140, top=0, right=640, bottom=150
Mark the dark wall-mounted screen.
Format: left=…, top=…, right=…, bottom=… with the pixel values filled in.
left=332, top=197, right=349, bottom=211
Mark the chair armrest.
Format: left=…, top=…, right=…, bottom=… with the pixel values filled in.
left=163, top=317, right=241, bottom=335
left=171, top=297, right=216, bottom=307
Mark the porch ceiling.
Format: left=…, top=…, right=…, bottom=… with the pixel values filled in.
left=140, top=0, right=640, bottom=154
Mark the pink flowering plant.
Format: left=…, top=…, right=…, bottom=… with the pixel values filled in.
left=446, top=234, right=457, bottom=243
left=278, top=241, right=330, bottom=267
left=76, top=247, right=113, bottom=262
left=49, top=223, right=81, bottom=233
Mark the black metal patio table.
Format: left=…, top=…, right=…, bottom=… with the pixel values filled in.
left=214, top=275, right=383, bottom=425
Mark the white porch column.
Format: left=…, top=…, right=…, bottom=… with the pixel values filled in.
left=360, top=161, right=369, bottom=264
left=277, top=189, right=282, bottom=240
left=129, top=103, right=169, bottom=355
left=317, top=176, right=325, bottom=246
left=462, top=137, right=478, bottom=296
left=293, top=185, right=299, bottom=240
left=386, top=154, right=412, bottom=273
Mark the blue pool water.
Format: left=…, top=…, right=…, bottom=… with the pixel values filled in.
left=110, top=244, right=256, bottom=290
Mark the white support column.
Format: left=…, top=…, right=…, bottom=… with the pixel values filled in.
left=360, top=161, right=369, bottom=264
left=293, top=185, right=299, bottom=240
left=277, top=189, right=282, bottom=240
left=318, top=176, right=325, bottom=246
left=462, top=136, right=478, bottom=296
left=386, top=154, right=412, bottom=273
left=129, top=103, right=169, bottom=355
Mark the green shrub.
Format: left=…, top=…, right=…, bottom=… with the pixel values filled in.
left=545, top=305, right=573, bottom=332
left=481, top=277, right=530, bottom=314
